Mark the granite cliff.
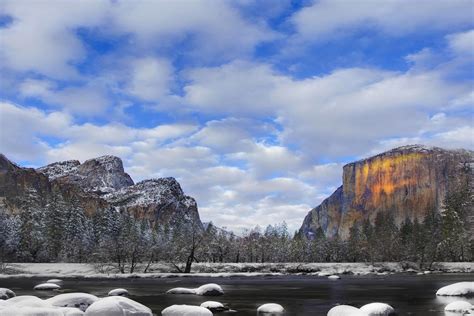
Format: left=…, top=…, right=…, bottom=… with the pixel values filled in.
left=300, top=145, right=473, bottom=239
left=0, top=154, right=201, bottom=227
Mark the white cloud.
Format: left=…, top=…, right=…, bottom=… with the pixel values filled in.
left=447, top=29, right=474, bottom=56
left=110, top=0, right=276, bottom=61
left=186, top=117, right=276, bottom=154
left=0, top=0, right=276, bottom=81
left=183, top=60, right=285, bottom=115
left=0, top=0, right=109, bottom=78
left=126, top=57, right=174, bottom=101
left=371, top=129, right=473, bottom=154
left=0, top=102, right=71, bottom=161
left=181, top=60, right=469, bottom=158
left=431, top=126, right=474, bottom=149
left=291, top=0, right=473, bottom=41
left=47, top=142, right=133, bottom=164
left=20, top=79, right=111, bottom=115
left=0, top=101, right=199, bottom=165
left=228, top=142, right=305, bottom=179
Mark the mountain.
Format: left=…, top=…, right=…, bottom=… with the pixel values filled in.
left=0, top=154, right=201, bottom=227
left=300, top=145, right=473, bottom=239
left=37, top=155, right=134, bottom=195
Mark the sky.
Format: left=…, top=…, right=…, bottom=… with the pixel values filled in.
left=0, top=0, right=473, bottom=233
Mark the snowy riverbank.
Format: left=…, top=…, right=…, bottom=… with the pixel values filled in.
left=0, top=262, right=472, bottom=279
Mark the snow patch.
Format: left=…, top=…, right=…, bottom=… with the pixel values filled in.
left=0, top=307, right=64, bottom=316
left=167, top=283, right=224, bottom=296
left=436, top=282, right=474, bottom=296
left=3, top=262, right=473, bottom=278
left=46, top=293, right=98, bottom=311
left=46, top=279, right=63, bottom=285
left=199, top=301, right=226, bottom=311
left=161, top=305, right=213, bottom=316
left=34, top=283, right=61, bottom=291
left=360, top=302, right=395, bottom=315
left=444, top=300, right=473, bottom=313
left=84, top=296, right=152, bottom=316
left=327, top=305, right=367, bottom=316
left=58, top=308, right=85, bottom=316
left=108, top=288, right=129, bottom=296
left=257, top=303, right=284, bottom=314
left=328, top=275, right=340, bottom=280
left=0, top=288, right=15, bottom=300
left=6, top=296, right=52, bottom=308
left=195, top=283, right=224, bottom=296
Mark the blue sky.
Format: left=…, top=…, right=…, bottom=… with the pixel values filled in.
left=1, top=0, right=473, bottom=232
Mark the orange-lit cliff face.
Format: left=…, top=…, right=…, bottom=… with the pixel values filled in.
left=300, top=145, right=473, bottom=239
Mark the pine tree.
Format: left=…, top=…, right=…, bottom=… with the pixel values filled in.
left=440, top=181, right=472, bottom=261
left=347, top=222, right=363, bottom=262
left=399, top=217, right=414, bottom=261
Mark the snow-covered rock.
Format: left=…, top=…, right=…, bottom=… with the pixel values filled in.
left=200, top=301, right=227, bottom=312
left=58, top=308, right=85, bottom=316
left=6, top=296, right=53, bottom=308
left=327, top=305, right=367, bottom=316
left=107, top=288, right=129, bottom=297
left=46, top=279, right=63, bottom=285
left=444, top=301, right=473, bottom=313
left=257, top=303, right=284, bottom=313
left=328, top=275, right=340, bottom=280
left=167, top=283, right=224, bottom=296
left=46, top=293, right=99, bottom=311
left=360, top=302, right=395, bottom=315
left=34, top=283, right=61, bottom=291
left=436, top=282, right=474, bottom=296
left=104, top=177, right=201, bottom=227
left=0, top=288, right=15, bottom=300
left=161, top=305, right=213, bottom=316
left=0, top=305, right=83, bottom=315
left=37, top=160, right=80, bottom=181
left=195, top=283, right=224, bottom=296
left=39, top=156, right=134, bottom=195
left=84, top=296, right=152, bottom=316
left=166, top=288, right=196, bottom=295
left=0, top=307, right=64, bottom=316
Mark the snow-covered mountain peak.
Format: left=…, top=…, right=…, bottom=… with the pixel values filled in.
left=37, top=155, right=134, bottom=195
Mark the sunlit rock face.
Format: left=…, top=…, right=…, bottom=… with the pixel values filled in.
left=300, top=145, right=473, bottom=239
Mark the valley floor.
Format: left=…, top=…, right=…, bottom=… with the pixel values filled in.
left=0, top=262, right=472, bottom=279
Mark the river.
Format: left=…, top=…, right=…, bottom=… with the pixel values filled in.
left=1, top=273, right=473, bottom=315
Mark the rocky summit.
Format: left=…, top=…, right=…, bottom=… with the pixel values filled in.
left=38, top=155, right=134, bottom=195
left=0, top=154, right=201, bottom=227
left=300, top=145, right=473, bottom=239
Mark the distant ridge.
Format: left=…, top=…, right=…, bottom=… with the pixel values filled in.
left=0, top=154, right=202, bottom=228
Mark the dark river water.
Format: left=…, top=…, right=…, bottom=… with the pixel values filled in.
left=1, top=274, right=473, bottom=315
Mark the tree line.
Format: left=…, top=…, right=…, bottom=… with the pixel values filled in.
left=0, top=178, right=472, bottom=272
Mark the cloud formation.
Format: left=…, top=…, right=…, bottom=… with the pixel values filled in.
left=0, top=1, right=472, bottom=232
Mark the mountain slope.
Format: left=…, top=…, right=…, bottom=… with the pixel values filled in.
left=300, top=145, right=473, bottom=239
left=0, top=154, right=201, bottom=228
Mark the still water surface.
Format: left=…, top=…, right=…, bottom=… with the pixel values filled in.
left=1, top=274, right=473, bottom=315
